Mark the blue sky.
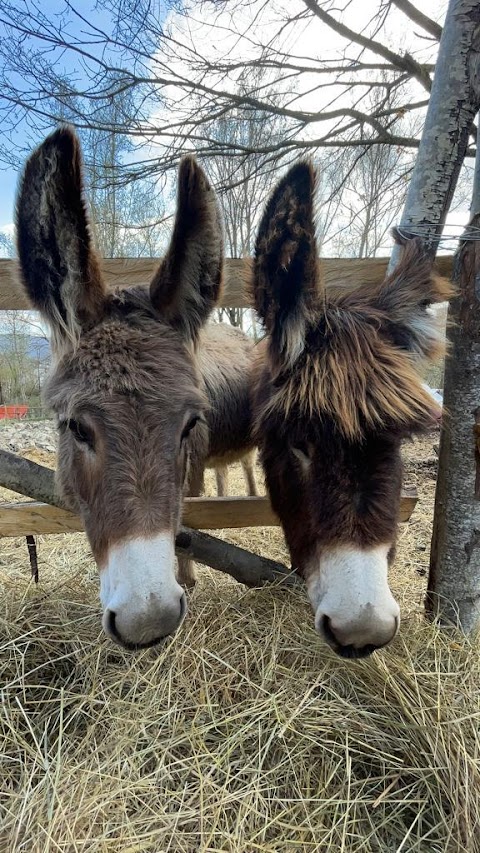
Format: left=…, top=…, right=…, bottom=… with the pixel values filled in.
left=1, top=175, right=18, bottom=230
left=0, top=0, right=129, bottom=230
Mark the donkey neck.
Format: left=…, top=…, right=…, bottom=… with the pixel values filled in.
left=198, top=324, right=255, bottom=462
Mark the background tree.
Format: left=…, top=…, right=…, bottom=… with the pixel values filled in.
left=0, top=1, right=451, bottom=179
left=201, top=77, right=291, bottom=328
left=0, top=311, right=48, bottom=405
left=319, top=84, right=419, bottom=257
left=0, top=230, right=48, bottom=406
left=0, top=232, right=13, bottom=257
left=49, top=73, right=169, bottom=258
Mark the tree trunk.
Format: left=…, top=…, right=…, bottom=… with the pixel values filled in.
left=390, top=0, right=480, bottom=631
left=390, top=0, right=480, bottom=268
left=427, top=157, right=480, bottom=630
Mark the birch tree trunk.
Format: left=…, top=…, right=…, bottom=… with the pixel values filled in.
left=426, top=131, right=480, bottom=630
left=388, top=0, right=480, bottom=630
left=390, top=0, right=480, bottom=269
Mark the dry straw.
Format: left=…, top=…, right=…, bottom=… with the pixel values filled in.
left=1, top=441, right=480, bottom=852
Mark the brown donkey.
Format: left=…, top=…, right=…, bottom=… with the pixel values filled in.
left=16, top=127, right=255, bottom=650
left=251, top=162, right=451, bottom=659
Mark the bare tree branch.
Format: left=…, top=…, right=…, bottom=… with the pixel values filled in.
left=302, top=0, right=433, bottom=91
left=391, top=0, right=443, bottom=40
left=0, top=0, right=455, bottom=192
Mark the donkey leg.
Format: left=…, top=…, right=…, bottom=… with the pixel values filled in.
left=242, top=452, right=258, bottom=496
left=215, top=465, right=228, bottom=497
left=177, top=466, right=205, bottom=588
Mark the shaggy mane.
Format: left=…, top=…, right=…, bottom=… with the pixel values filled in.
left=257, top=302, right=443, bottom=441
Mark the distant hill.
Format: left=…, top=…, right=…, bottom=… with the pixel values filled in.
left=0, top=334, right=50, bottom=361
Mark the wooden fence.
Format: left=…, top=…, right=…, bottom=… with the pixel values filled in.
left=0, top=254, right=449, bottom=537
left=0, top=256, right=454, bottom=309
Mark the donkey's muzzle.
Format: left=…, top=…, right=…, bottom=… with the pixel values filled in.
left=104, top=593, right=187, bottom=650
left=306, top=542, right=400, bottom=658
left=320, top=613, right=399, bottom=659
left=99, top=533, right=186, bottom=650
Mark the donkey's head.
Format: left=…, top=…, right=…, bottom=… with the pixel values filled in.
left=252, top=162, right=451, bottom=658
left=16, top=127, right=223, bottom=649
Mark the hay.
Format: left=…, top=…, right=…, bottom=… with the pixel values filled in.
left=1, top=434, right=480, bottom=852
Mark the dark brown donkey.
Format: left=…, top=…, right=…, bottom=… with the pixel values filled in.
left=251, top=162, right=451, bottom=659
left=16, top=127, right=255, bottom=650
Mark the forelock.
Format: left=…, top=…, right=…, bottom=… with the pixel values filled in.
left=43, top=302, right=204, bottom=412
left=258, top=303, right=439, bottom=440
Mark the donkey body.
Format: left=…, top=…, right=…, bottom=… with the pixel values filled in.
left=213, top=452, right=258, bottom=498
left=16, top=127, right=255, bottom=650
left=250, top=162, right=451, bottom=658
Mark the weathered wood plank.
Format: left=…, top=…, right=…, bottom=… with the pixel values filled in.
left=0, top=256, right=454, bottom=311
left=0, top=490, right=418, bottom=537
left=0, top=496, right=279, bottom=536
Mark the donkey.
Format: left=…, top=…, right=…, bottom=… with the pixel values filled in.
left=212, top=450, right=258, bottom=497
left=250, top=161, right=451, bottom=659
left=16, top=127, right=255, bottom=650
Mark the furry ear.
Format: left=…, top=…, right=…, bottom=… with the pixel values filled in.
left=16, top=126, right=106, bottom=352
left=376, top=229, right=454, bottom=362
left=149, top=156, right=223, bottom=340
left=252, top=161, right=318, bottom=367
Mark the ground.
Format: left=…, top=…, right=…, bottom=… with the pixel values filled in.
left=0, top=421, right=479, bottom=852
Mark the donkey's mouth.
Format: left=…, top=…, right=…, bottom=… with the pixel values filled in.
left=321, top=614, right=395, bottom=659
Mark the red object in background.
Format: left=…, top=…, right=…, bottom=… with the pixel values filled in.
left=0, top=405, right=29, bottom=419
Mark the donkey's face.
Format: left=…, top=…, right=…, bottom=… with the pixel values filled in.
left=16, top=127, right=223, bottom=650
left=252, top=163, right=451, bottom=658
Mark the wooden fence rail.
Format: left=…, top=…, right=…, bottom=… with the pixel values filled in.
left=0, top=256, right=454, bottom=311
left=0, top=490, right=418, bottom=537
left=0, top=496, right=279, bottom=536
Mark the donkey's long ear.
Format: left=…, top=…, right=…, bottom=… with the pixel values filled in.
left=252, top=161, right=318, bottom=367
left=16, top=126, right=106, bottom=351
left=376, top=230, right=454, bottom=362
left=150, top=156, right=223, bottom=340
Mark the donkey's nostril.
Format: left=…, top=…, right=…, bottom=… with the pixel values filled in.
left=322, top=615, right=340, bottom=649
left=179, top=592, right=187, bottom=621
left=106, top=609, right=122, bottom=644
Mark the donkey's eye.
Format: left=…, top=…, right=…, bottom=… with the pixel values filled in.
left=181, top=415, right=201, bottom=442
left=66, top=419, right=94, bottom=449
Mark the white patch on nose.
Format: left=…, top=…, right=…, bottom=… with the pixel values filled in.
left=100, top=533, right=186, bottom=648
left=306, top=544, right=400, bottom=652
